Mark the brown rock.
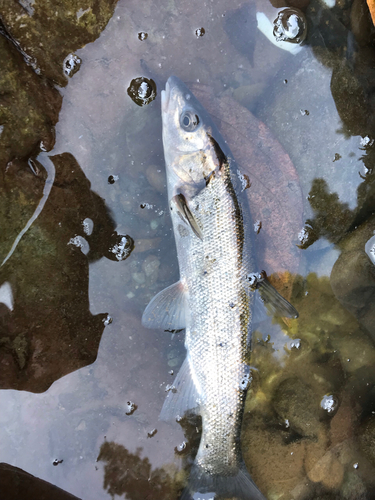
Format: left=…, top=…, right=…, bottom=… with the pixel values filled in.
left=306, top=449, right=344, bottom=489
left=0, top=37, right=61, bottom=172
left=330, top=394, right=354, bottom=447
left=0, top=0, right=119, bottom=86
left=242, top=414, right=306, bottom=498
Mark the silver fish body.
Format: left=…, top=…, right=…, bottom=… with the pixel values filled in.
left=176, top=158, right=253, bottom=477
left=142, top=76, right=296, bottom=499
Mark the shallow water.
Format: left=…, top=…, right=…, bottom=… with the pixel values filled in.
left=1, top=0, right=375, bottom=499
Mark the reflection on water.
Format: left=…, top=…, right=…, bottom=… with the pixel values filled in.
left=1, top=0, right=375, bottom=498
left=98, top=441, right=182, bottom=500
left=0, top=463, right=81, bottom=500
left=0, top=152, right=133, bottom=392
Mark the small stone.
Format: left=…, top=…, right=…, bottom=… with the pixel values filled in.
left=146, top=165, right=165, bottom=192
left=63, top=53, right=81, bottom=77
left=132, top=272, right=146, bottom=285
left=307, top=450, right=344, bottom=489
left=133, top=238, right=161, bottom=253
left=168, top=358, right=179, bottom=368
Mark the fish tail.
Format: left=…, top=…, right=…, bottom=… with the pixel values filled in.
left=181, top=462, right=266, bottom=500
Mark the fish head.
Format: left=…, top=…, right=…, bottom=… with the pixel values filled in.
left=161, top=76, right=227, bottom=199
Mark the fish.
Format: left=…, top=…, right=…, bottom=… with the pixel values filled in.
left=142, top=76, right=298, bottom=500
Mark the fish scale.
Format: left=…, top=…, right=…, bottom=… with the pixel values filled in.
left=177, top=162, right=254, bottom=477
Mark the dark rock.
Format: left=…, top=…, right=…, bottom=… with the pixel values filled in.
left=0, top=463, right=81, bottom=500
left=273, top=377, right=321, bottom=437
left=0, top=0, right=119, bottom=86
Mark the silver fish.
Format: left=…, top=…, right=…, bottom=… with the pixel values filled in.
left=142, top=76, right=297, bottom=500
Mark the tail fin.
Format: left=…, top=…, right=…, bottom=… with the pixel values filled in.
left=181, top=463, right=266, bottom=500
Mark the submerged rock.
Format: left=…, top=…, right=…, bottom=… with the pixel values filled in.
left=330, top=215, right=375, bottom=342
left=273, top=377, right=321, bottom=438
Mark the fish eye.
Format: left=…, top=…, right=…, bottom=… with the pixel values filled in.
left=180, top=110, right=200, bottom=132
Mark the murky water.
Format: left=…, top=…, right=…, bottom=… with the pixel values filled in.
left=1, top=0, right=375, bottom=499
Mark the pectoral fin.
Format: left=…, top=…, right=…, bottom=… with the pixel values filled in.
left=142, top=280, right=189, bottom=330
left=173, top=193, right=202, bottom=240
left=258, top=278, right=298, bottom=319
left=248, top=271, right=298, bottom=319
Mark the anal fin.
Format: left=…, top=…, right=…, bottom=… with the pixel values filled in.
left=160, top=357, right=200, bottom=421
left=142, top=280, right=189, bottom=330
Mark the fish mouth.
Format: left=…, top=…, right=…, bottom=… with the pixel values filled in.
left=161, top=78, right=171, bottom=113
left=162, top=76, right=185, bottom=113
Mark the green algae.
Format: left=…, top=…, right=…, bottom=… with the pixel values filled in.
left=242, top=272, right=375, bottom=499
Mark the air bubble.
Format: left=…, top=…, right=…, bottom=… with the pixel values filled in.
left=68, top=236, right=90, bottom=255
left=127, top=77, right=157, bottom=107
left=254, top=221, right=262, bottom=234
left=195, top=27, right=205, bottom=37
left=125, top=401, right=137, bottom=415
left=140, top=202, right=154, bottom=209
left=290, top=339, right=301, bottom=349
left=107, top=234, right=134, bottom=261
left=165, top=384, right=177, bottom=393
left=298, top=227, right=309, bottom=245
left=237, top=169, right=251, bottom=191
left=108, top=175, right=119, bottom=184
left=138, top=32, right=148, bottom=41
left=103, top=315, right=113, bottom=326
left=63, top=53, right=81, bottom=77
left=360, top=136, right=373, bottom=147
left=273, top=8, right=307, bottom=44
left=82, top=218, right=94, bottom=236
left=320, top=394, right=338, bottom=414
left=176, top=441, right=187, bottom=452
left=365, top=235, right=375, bottom=265
left=147, top=428, right=157, bottom=438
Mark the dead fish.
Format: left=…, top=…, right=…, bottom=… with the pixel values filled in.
left=142, top=76, right=298, bottom=500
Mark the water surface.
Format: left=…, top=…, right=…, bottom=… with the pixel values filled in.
left=1, top=0, right=375, bottom=499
